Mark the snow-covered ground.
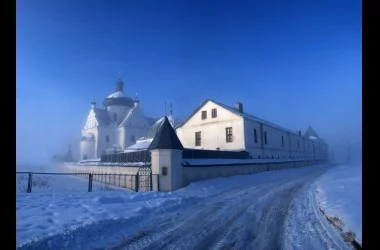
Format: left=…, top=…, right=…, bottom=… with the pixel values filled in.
left=315, top=163, right=362, bottom=245
left=16, top=163, right=355, bottom=250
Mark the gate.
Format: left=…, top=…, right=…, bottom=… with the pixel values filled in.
left=137, top=166, right=153, bottom=191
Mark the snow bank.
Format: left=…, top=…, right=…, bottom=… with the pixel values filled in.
left=315, top=164, right=362, bottom=245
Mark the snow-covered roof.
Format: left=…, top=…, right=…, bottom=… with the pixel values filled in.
left=124, top=139, right=153, bottom=152
left=125, top=116, right=180, bottom=151
left=139, top=115, right=175, bottom=140
left=107, top=91, right=125, bottom=98
left=212, top=100, right=297, bottom=134
left=176, top=99, right=296, bottom=134
left=304, top=126, right=320, bottom=140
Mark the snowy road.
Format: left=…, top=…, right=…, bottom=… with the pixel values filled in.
left=17, top=165, right=354, bottom=250
left=111, top=167, right=352, bottom=250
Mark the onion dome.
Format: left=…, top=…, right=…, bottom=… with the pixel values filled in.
left=103, top=77, right=135, bottom=107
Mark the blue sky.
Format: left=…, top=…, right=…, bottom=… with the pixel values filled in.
left=16, top=0, right=362, bottom=164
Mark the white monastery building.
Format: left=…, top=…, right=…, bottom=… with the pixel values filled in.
left=80, top=78, right=157, bottom=160
left=175, top=99, right=329, bottom=160
left=80, top=79, right=328, bottom=161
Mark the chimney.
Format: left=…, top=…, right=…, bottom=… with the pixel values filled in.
left=235, top=102, right=243, bottom=113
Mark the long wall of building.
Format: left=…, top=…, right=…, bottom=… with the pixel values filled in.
left=176, top=100, right=329, bottom=160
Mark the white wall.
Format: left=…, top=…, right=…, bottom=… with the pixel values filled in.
left=243, top=119, right=264, bottom=158
left=289, top=133, right=304, bottom=159
left=176, top=100, right=246, bottom=151
left=96, top=127, right=118, bottom=157
left=182, top=159, right=324, bottom=185
left=260, top=124, right=290, bottom=159
left=121, top=107, right=151, bottom=149
left=80, top=110, right=99, bottom=159
left=79, top=140, right=95, bottom=160
left=176, top=100, right=329, bottom=161
left=106, top=105, right=131, bottom=124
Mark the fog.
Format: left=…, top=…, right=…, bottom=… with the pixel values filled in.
left=16, top=83, right=362, bottom=166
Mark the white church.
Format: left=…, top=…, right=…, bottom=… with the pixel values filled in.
left=80, top=77, right=158, bottom=160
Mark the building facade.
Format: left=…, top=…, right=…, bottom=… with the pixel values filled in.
left=176, top=99, right=329, bottom=160
left=79, top=78, right=156, bottom=160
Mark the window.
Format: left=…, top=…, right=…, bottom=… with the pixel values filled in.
left=226, top=127, right=233, bottom=143
left=131, top=135, right=135, bottom=143
left=264, top=131, right=267, bottom=145
left=212, top=108, right=217, bottom=118
left=106, top=135, right=109, bottom=143
left=254, top=128, right=257, bottom=143
left=201, top=110, right=207, bottom=120
left=298, top=140, right=300, bottom=149
left=114, top=113, right=117, bottom=121
left=195, top=132, right=201, bottom=146
left=281, top=136, right=284, bottom=147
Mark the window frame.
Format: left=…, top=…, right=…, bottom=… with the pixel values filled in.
left=226, top=127, right=233, bottom=143
left=211, top=108, right=217, bottom=118
left=264, top=131, right=267, bottom=145
left=201, top=110, right=207, bottom=120
left=195, top=131, right=201, bottom=146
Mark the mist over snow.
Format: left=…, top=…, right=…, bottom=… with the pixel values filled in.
left=16, top=85, right=86, bottom=165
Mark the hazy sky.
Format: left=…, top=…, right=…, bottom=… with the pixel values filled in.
left=16, top=0, right=362, bottom=164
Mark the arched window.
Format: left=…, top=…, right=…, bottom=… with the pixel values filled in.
left=131, top=135, right=136, bottom=143
left=114, top=113, right=117, bottom=121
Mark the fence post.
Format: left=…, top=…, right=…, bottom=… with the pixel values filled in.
left=150, top=172, right=153, bottom=191
left=88, top=174, right=93, bottom=192
left=156, top=174, right=160, bottom=192
left=135, top=174, right=139, bottom=192
left=27, top=173, right=33, bottom=193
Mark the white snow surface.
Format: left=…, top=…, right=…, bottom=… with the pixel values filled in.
left=17, top=164, right=354, bottom=250
left=315, top=163, right=362, bottom=244
left=106, top=91, right=125, bottom=98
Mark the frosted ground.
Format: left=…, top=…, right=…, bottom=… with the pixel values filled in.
left=315, top=163, right=362, bottom=245
left=16, top=163, right=361, bottom=249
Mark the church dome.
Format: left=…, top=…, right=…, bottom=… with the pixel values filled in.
left=103, top=78, right=135, bottom=107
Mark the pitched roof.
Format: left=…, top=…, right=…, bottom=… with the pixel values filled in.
left=145, top=117, right=157, bottom=127
left=176, top=99, right=296, bottom=134
left=148, top=116, right=184, bottom=150
left=125, top=138, right=153, bottom=152
left=94, top=108, right=110, bottom=126
left=139, top=115, right=175, bottom=140
left=304, top=126, right=320, bottom=140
